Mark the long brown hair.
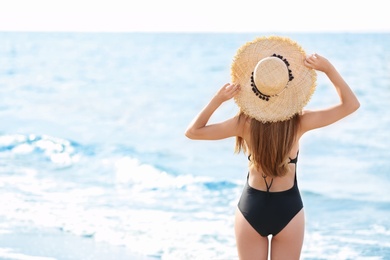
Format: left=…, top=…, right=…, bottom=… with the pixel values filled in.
left=235, top=111, right=300, bottom=177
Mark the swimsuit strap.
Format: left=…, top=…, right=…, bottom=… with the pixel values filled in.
left=288, top=150, right=299, bottom=164
left=289, top=156, right=298, bottom=164
left=289, top=150, right=299, bottom=184
left=249, top=151, right=299, bottom=164
left=248, top=155, right=274, bottom=192
left=262, top=174, right=273, bottom=192
left=248, top=151, right=299, bottom=192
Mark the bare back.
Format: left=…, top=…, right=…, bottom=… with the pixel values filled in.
left=240, top=116, right=301, bottom=192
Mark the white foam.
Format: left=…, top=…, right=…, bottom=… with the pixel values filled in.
left=0, top=248, right=56, bottom=260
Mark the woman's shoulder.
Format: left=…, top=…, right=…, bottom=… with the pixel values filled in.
left=298, top=108, right=339, bottom=134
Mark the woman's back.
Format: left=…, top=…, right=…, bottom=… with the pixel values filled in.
left=239, top=113, right=301, bottom=192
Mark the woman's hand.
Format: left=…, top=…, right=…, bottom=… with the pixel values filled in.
left=300, top=53, right=360, bottom=133
left=214, top=83, right=240, bottom=103
left=304, top=53, right=333, bottom=74
left=185, top=83, right=242, bottom=140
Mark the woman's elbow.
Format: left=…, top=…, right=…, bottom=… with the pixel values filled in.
left=184, top=128, right=197, bottom=139
left=351, top=99, right=361, bottom=113
left=345, top=99, right=360, bottom=116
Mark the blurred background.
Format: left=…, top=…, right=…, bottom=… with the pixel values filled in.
left=0, top=1, right=389, bottom=259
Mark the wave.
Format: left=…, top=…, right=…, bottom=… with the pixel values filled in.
left=0, top=133, right=238, bottom=188
left=0, top=133, right=80, bottom=168
left=113, top=156, right=239, bottom=189
left=0, top=133, right=242, bottom=259
left=1, top=133, right=389, bottom=259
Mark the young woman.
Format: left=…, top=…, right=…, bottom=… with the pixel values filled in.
left=185, top=36, right=360, bottom=260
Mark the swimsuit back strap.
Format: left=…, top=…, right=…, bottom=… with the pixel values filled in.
left=249, top=151, right=299, bottom=164
left=262, top=175, right=273, bottom=192
left=288, top=150, right=299, bottom=164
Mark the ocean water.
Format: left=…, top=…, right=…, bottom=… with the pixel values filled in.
left=0, top=32, right=389, bottom=259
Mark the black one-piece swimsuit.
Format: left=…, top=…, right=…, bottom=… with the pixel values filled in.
left=237, top=154, right=303, bottom=237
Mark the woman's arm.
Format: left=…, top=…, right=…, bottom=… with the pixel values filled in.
left=185, top=83, right=242, bottom=140
left=300, top=54, right=360, bottom=133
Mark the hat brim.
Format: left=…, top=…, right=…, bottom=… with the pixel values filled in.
left=231, top=36, right=317, bottom=123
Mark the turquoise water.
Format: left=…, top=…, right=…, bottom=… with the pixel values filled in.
left=0, top=32, right=389, bottom=259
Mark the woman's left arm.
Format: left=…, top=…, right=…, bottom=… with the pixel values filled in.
left=185, top=83, right=242, bottom=140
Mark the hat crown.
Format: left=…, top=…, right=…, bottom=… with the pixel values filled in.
left=253, top=57, right=289, bottom=96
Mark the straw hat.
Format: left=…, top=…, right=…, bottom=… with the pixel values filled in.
left=231, top=36, right=317, bottom=123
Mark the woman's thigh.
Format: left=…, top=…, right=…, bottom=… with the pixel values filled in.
left=235, top=208, right=269, bottom=260
left=270, top=209, right=305, bottom=260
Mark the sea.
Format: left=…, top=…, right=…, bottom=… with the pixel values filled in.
left=0, top=32, right=389, bottom=260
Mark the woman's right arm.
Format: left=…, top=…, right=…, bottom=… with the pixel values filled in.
left=185, top=83, right=243, bottom=140
left=299, top=53, right=360, bottom=133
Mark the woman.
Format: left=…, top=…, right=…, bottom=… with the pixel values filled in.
left=185, top=36, right=360, bottom=260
